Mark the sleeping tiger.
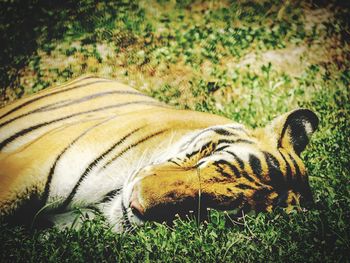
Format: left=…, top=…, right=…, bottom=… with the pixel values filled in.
left=0, top=76, right=318, bottom=232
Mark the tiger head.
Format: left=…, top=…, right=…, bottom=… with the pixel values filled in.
left=122, top=109, right=318, bottom=225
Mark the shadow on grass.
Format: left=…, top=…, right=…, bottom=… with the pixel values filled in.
left=0, top=0, right=84, bottom=97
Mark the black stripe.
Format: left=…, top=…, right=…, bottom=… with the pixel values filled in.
left=2, top=99, right=72, bottom=128
left=287, top=153, right=303, bottom=194
left=85, top=205, right=102, bottom=214
left=212, top=128, right=238, bottom=136
left=100, top=188, right=122, bottom=203
left=222, top=151, right=258, bottom=183
left=248, top=154, right=262, bottom=178
left=0, top=101, right=164, bottom=151
left=215, top=151, right=257, bottom=182
left=213, top=159, right=240, bottom=178
left=186, top=141, right=213, bottom=159
left=42, top=118, right=113, bottom=206
left=55, top=126, right=144, bottom=212
left=194, top=160, right=206, bottom=168
left=214, top=144, right=230, bottom=152
left=0, top=90, right=148, bottom=129
left=278, top=115, right=291, bottom=149
left=217, top=139, right=254, bottom=145
left=224, top=150, right=245, bottom=169
left=103, top=129, right=168, bottom=169
left=190, top=127, right=239, bottom=144
left=0, top=78, right=110, bottom=120
left=263, top=152, right=286, bottom=191
left=278, top=150, right=293, bottom=183
left=169, top=160, right=181, bottom=166
left=242, top=171, right=255, bottom=182
left=215, top=168, right=233, bottom=179
left=236, top=183, right=256, bottom=190
left=288, top=153, right=301, bottom=181
left=185, top=149, right=201, bottom=159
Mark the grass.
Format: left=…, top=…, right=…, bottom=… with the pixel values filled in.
left=0, top=0, right=349, bottom=262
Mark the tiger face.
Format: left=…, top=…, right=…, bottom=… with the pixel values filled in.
left=122, top=109, right=318, bottom=225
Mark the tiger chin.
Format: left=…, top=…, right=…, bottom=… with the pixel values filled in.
left=0, top=76, right=318, bottom=232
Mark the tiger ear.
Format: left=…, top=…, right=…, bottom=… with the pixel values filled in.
left=266, top=109, right=319, bottom=154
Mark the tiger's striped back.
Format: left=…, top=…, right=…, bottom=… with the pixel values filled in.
left=0, top=76, right=164, bottom=152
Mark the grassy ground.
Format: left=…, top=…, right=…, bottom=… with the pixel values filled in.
left=0, top=0, right=349, bottom=262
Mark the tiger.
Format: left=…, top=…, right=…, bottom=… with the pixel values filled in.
left=0, top=76, right=318, bottom=232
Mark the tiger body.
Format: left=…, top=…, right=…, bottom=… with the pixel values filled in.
left=0, top=76, right=318, bottom=232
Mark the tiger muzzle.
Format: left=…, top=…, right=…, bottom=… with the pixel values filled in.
left=128, top=163, right=208, bottom=223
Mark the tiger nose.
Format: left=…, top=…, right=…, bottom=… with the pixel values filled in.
left=129, top=187, right=145, bottom=217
